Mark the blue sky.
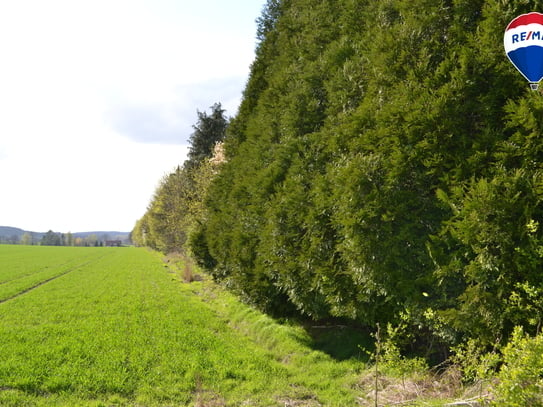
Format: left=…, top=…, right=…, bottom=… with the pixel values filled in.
left=0, top=0, right=266, bottom=232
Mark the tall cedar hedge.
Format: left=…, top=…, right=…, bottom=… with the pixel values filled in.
left=192, top=0, right=543, bottom=349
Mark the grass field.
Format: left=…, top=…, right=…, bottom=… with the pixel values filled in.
left=0, top=245, right=368, bottom=406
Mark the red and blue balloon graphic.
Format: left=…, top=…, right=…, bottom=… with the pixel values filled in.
left=504, top=12, right=543, bottom=90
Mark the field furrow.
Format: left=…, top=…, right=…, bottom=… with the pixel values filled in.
left=0, top=250, right=109, bottom=303
left=0, top=246, right=104, bottom=284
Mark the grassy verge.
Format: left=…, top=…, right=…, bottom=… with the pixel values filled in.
left=164, top=253, right=473, bottom=406
left=161, top=251, right=370, bottom=405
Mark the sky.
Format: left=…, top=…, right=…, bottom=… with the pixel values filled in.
left=0, top=0, right=267, bottom=233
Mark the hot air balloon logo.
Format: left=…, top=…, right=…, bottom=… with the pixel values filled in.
left=504, top=12, right=543, bottom=90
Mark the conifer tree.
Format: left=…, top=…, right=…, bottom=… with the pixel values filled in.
left=186, top=103, right=228, bottom=169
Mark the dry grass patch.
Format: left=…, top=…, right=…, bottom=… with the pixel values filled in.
left=355, top=366, right=464, bottom=406
left=163, top=252, right=203, bottom=283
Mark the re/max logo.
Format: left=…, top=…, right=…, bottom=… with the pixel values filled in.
left=512, top=31, right=542, bottom=43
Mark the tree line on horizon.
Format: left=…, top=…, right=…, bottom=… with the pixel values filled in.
left=0, top=230, right=126, bottom=246
left=134, top=0, right=543, bottom=360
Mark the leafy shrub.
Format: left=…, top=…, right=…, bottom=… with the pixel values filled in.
left=450, top=339, right=500, bottom=385
left=369, top=322, right=428, bottom=381
left=495, top=327, right=543, bottom=406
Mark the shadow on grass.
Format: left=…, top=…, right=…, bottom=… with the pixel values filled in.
left=302, top=320, right=374, bottom=361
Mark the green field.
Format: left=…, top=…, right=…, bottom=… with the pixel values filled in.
left=0, top=245, right=366, bottom=406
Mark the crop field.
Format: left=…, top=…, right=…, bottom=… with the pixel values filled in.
left=0, top=245, right=365, bottom=406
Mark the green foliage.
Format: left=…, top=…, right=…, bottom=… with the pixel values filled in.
left=189, top=0, right=543, bottom=357
left=143, top=167, right=192, bottom=253
left=450, top=339, right=500, bottom=384
left=378, top=323, right=428, bottom=379
left=495, top=327, right=543, bottom=406
left=433, top=168, right=543, bottom=343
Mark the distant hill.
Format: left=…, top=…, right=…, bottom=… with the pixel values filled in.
left=0, top=226, right=33, bottom=240
left=0, top=226, right=130, bottom=244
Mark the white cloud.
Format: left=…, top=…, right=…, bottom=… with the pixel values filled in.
left=0, top=0, right=266, bottom=232
left=106, top=77, right=246, bottom=144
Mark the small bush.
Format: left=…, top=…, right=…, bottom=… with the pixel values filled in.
left=494, top=327, right=543, bottom=406
left=450, top=339, right=500, bottom=384
left=380, top=338, right=428, bottom=380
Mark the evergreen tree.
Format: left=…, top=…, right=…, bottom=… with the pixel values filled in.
left=186, top=103, right=228, bottom=169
